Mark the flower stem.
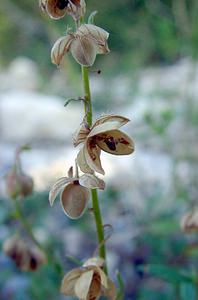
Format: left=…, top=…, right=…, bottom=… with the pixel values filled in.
left=81, top=66, right=108, bottom=274
left=12, top=197, right=64, bottom=276
left=12, top=197, right=44, bottom=251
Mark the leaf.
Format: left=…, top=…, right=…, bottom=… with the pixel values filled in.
left=116, top=270, right=125, bottom=300
left=139, top=264, right=193, bottom=284
left=88, top=10, right=98, bottom=24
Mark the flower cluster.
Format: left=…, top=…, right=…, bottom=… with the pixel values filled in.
left=41, top=0, right=135, bottom=299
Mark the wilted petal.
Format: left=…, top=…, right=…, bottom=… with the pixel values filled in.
left=77, top=147, right=94, bottom=174
left=181, top=210, right=198, bottom=233
left=84, top=140, right=105, bottom=175
left=88, top=115, right=130, bottom=138
left=94, top=267, right=107, bottom=289
left=51, top=35, right=73, bottom=66
left=96, top=130, right=134, bottom=155
left=83, top=257, right=104, bottom=268
left=104, top=279, right=117, bottom=300
left=60, top=183, right=90, bottom=219
left=77, top=24, right=109, bottom=54
left=79, top=174, right=105, bottom=190
left=87, top=270, right=102, bottom=300
left=73, top=123, right=90, bottom=147
left=61, top=268, right=83, bottom=296
left=75, top=270, right=94, bottom=299
left=70, top=36, right=97, bottom=66
left=49, top=177, right=73, bottom=206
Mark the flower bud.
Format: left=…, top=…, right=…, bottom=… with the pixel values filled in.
left=6, top=169, right=33, bottom=199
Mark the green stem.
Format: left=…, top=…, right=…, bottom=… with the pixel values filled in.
left=13, top=197, right=44, bottom=251
left=81, top=66, right=92, bottom=126
left=12, top=197, right=64, bottom=276
left=81, top=66, right=107, bottom=274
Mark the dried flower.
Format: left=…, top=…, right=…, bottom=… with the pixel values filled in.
left=74, top=115, right=135, bottom=175
left=40, top=0, right=86, bottom=20
left=3, top=236, right=46, bottom=271
left=181, top=210, right=198, bottom=233
left=49, top=166, right=105, bottom=219
left=61, top=257, right=116, bottom=300
left=51, top=24, right=109, bottom=67
left=6, top=147, right=34, bottom=199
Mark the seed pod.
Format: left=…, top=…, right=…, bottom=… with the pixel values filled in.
left=61, top=182, right=90, bottom=219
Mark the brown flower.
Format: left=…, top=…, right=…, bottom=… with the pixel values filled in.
left=6, top=146, right=34, bottom=199
left=181, top=210, right=198, bottom=233
left=40, top=0, right=86, bottom=20
left=74, top=115, right=135, bottom=175
left=3, top=236, right=46, bottom=271
left=49, top=166, right=105, bottom=219
left=61, top=257, right=116, bottom=300
left=51, top=24, right=109, bottom=66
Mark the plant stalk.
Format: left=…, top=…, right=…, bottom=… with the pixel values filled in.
left=81, top=66, right=107, bottom=274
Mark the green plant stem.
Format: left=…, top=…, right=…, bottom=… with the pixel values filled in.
left=81, top=66, right=107, bottom=274
left=13, top=197, right=44, bottom=251
left=12, top=197, right=64, bottom=276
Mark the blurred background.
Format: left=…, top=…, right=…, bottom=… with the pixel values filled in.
left=1, top=0, right=198, bottom=299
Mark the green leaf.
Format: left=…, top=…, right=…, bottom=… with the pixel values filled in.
left=88, top=11, right=98, bottom=24
left=139, top=264, right=193, bottom=284
left=116, top=270, right=125, bottom=300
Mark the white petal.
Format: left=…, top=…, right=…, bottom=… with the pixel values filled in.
left=60, top=268, right=82, bottom=295
left=51, top=35, right=73, bottom=66
left=77, top=147, right=94, bottom=174
left=84, top=140, right=105, bottom=175
left=49, top=177, right=72, bottom=206
left=77, top=24, right=109, bottom=54
left=79, top=174, right=105, bottom=190
left=73, top=123, right=90, bottom=147
left=88, top=115, right=130, bottom=138
left=95, top=130, right=135, bottom=155
left=75, top=270, right=94, bottom=299
left=83, top=257, right=104, bottom=268
left=77, top=24, right=109, bottom=40
left=70, top=36, right=97, bottom=66
left=60, top=183, right=90, bottom=219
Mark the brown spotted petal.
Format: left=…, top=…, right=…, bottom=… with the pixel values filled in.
left=84, top=140, right=105, bottom=175
left=77, top=24, right=109, bottom=54
left=61, top=268, right=83, bottom=296
left=96, top=129, right=135, bottom=155
left=70, top=36, right=97, bottom=66
left=181, top=210, right=198, bottom=233
left=79, top=174, right=105, bottom=190
left=88, top=115, right=130, bottom=138
left=46, top=0, right=68, bottom=19
left=51, top=35, right=74, bottom=66
left=61, top=183, right=90, bottom=219
left=49, top=177, right=74, bottom=206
